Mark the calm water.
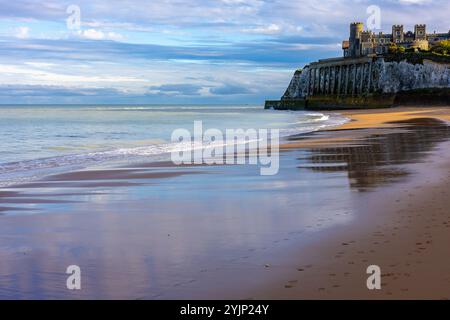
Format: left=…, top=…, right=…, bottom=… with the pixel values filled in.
left=0, top=105, right=346, bottom=186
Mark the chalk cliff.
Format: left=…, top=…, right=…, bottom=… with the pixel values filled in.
left=283, top=59, right=449, bottom=100
left=378, top=59, right=449, bottom=93
left=266, top=55, right=450, bottom=110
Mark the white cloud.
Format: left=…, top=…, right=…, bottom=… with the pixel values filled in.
left=15, top=26, right=30, bottom=39
left=24, top=62, right=56, bottom=68
left=287, top=43, right=343, bottom=51
left=0, top=64, right=145, bottom=85
left=80, top=29, right=104, bottom=40
left=77, top=29, right=125, bottom=41
left=241, top=23, right=305, bottom=35
left=83, top=21, right=154, bottom=33
left=242, top=24, right=281, bottom=34
left=398, top=0, right=431, bottom=3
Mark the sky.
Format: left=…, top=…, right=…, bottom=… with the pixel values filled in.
left=0, top=0, right=448, bottom=104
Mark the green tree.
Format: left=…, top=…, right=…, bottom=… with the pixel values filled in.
left=388, top=43, right=398, bottom=54
left=388, top=43, right=406, bottom=54
left=431, top=40, right=450, bottom=55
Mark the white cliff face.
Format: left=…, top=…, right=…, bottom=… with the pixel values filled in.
left=282, top=67, right=309, bottom=99
left=282, top=59, right=449, bottom=99
left=377, top=59, right=450, bottom=93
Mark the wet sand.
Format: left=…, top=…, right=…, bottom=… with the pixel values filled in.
left=1, top=106, right=450, bottom=299
left=256, top=108, right=450, bottom=299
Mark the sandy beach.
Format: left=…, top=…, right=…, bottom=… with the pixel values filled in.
left=1, top=106, right=450, bottom=299
left=257, top=107, right=450, bottom=299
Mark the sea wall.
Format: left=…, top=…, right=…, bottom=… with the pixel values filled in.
left=265, top=56, right=450, bottom=110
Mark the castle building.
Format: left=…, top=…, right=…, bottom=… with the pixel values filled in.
left=342, top=22, right=450, bottom=58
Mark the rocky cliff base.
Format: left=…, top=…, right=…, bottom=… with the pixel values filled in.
left=265, top=88, right=450, bottom=110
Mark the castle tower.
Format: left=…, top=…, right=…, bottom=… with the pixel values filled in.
left=392, top=25, right=404, bottom=43
left=349, top=22, right=364, bottom=57
left=414, top=24, right=427, bottom=40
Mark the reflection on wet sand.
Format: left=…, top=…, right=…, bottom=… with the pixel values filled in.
left=2, top=117, right=450, bottom=299
left=0, top=169, right=204, bottom=211
left=296, top=118, right=450, bottom=191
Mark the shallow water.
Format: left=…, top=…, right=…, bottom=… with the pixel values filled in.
left=0, top=105, right=346, bottom=186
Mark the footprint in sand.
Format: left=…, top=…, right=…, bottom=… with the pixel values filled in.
left=284, top=280, right=298, bottom=289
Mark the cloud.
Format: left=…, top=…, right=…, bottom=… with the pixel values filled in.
left=77, top=29, right=125, bottom=41
left=398, top=0, right=431, bottom=4
left=0, top=0, right=449, bottom=104
left=241, top=23, right=304, bottom=35
left=0, top=37, right=334, bottom=67
left=24, top=62, right=56, bottom=68
left=1, top=0, right=449, bottom=33
left=148, top=83, right=204, bottom=96
left=242, top=24, right=281, bottom=35
left=82, top=21, right=154, bottom=33
left=15, top=26, right=30, bottom=39
left=0, top=63, right=144, bottom=85
left=0, top=84, right=122, bottom=97
left=210, top=83, right=252, bottom=95
left=0, top=1, right=65, bottom=20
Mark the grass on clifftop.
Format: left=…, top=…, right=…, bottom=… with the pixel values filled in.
left=384, top=52, right=450, bottom=64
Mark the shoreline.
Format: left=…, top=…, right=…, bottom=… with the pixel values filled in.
left=259, top=106, right=450, bottom=299
left=281, top=106, right=450, bottom=149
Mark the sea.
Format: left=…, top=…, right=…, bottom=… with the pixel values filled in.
left=0, top=104, right=347, bottom=186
